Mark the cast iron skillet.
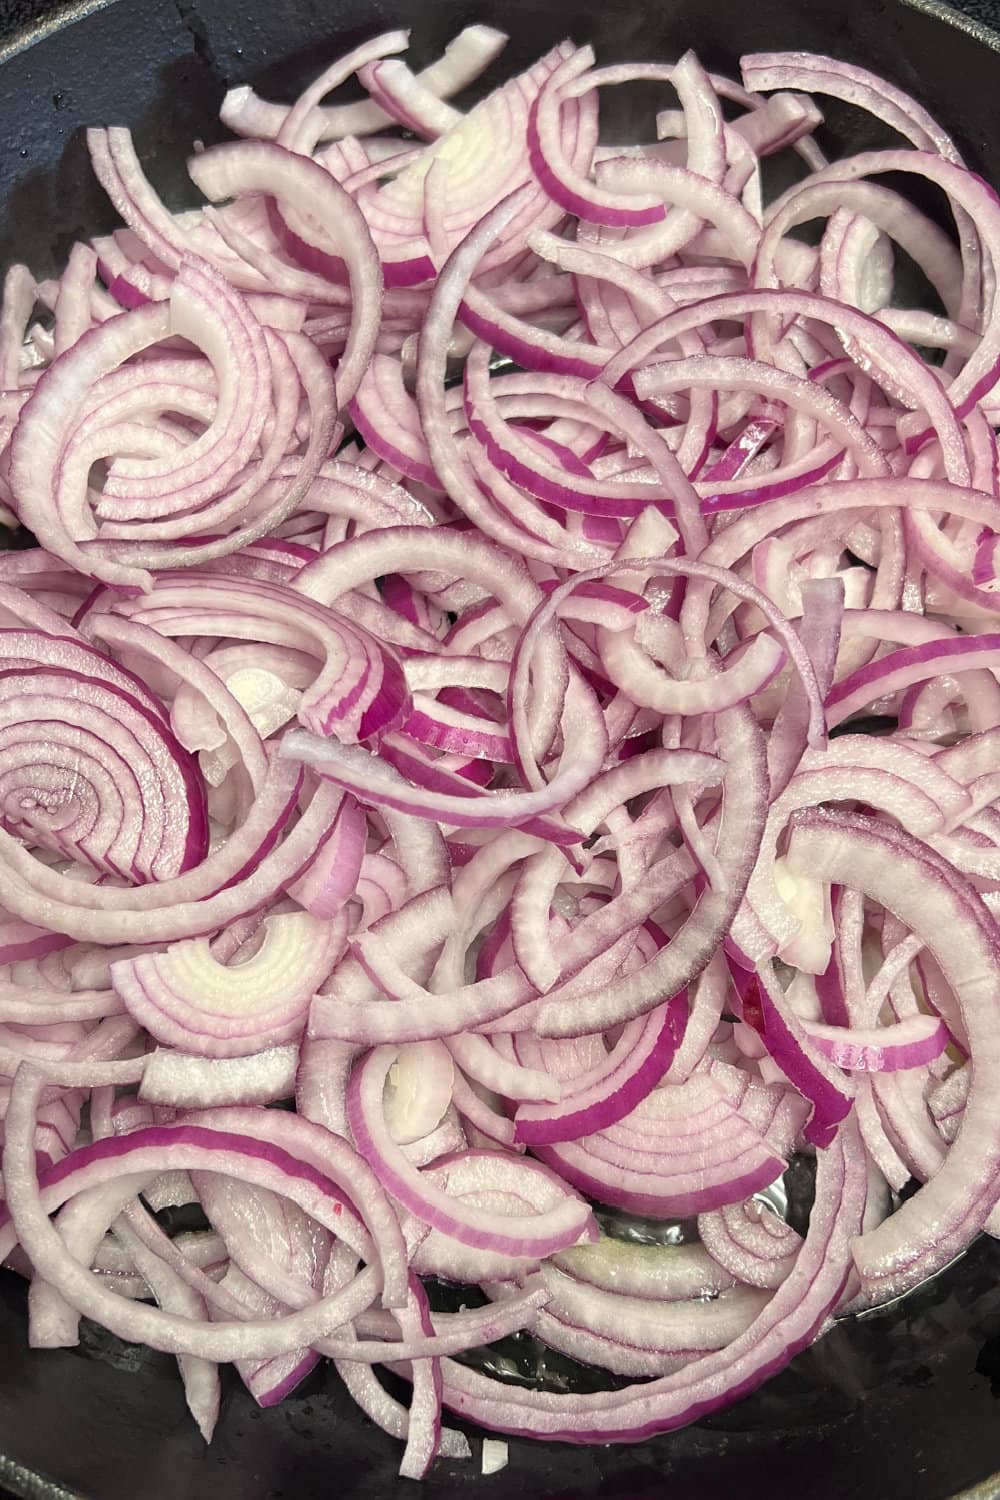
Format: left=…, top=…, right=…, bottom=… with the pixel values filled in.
left=0, top=0, right=999, bottom=1495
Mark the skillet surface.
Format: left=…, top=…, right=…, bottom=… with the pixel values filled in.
left=0, top=0, right=999, bottom=1494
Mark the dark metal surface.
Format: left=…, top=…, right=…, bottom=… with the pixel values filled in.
left=0, top=0, right=999, bottom=1495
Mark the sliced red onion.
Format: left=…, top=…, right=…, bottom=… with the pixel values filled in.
left=112, top=908, right=345, bottom=1057
left=530, top=1066, right=795, bottom=1218
left=382, top=1041, right=455, bottom=1146
left=188, top=144, right=381, bottom=404
left=139, top=1045, right=299, bottom=1107
left=787, top=811, right=1000, bottom=1298
left=553, top=1237, right=737, bottom=1300
left=528, top=50, right=667, bottom=228
left=432, top=1124, right=864, bottom=1440
left=222, top=28, right=506, bottom=143
left=4, top=29, right=1000, bottom=1477
left=3, top=1095, right=391, bottom=1358
left=698, top=1199, right=802, bottom=1290
left=537, top=1261, right=770, bottom=1359
left=800, top=1014, right=949, bottom=1073
left=348, top=1047, right=596, bottom=1255
left=0, top=630, right=208, bottom=883
left=192, top=1172, right=333, bottom=1310
left=513, top=993, right=686, bottom=1144
left=212, top=1264, right=320, bottom=1409
left=927, top=1064, right=969, bottom=1146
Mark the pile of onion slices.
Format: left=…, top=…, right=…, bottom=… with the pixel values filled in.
left=0, top=24, right=998, bottom=1477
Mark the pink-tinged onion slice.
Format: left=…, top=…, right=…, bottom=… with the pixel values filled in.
left=787, top=811, right=1000, bottom=1298
left=800, top=1013, right=949, bottom=1073
left=348, top=1047, right=597, bottom=1256
left=112, top=910, right=345, bottom=1057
